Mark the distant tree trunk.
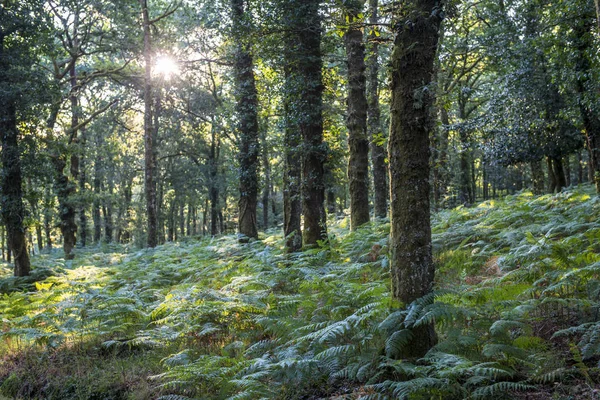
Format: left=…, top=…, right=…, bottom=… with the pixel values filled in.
left=261, top=127, right=271, bottom=229
left=167, top=200, right=175, bottom=242
left=345, top=1, right=370, bottom=229
left=577, top=151, right=584, bottom=185
left=564, top=156, right=571, bottom=187
left=44, top=189, right=53, bottom=251
left=547, top=157, right=557, bottom=193
left=104, top=179, right=114, bottom=242
left=530, top=159, right=545, bottom=195
left=1, top=225, right=4, bottom=261
left=141, top=0, right=158, bottom=247
left=367, top=0, right=388, bottom=218
left=78, top=126, right=88, bottom=247
left=433, top=107, right=450, bottom=208
left=458, top=127, right=471, bottom=205
left=232, top=0, right=260, bottom=241
left=0, top=98, right=30, bottom=276
left=388, top=0, right=443, bottom=358
left=209, top=130, right=221, bottom=236
left=179, top=202, right=185, bottom=238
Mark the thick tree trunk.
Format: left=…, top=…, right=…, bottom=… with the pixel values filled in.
left=367, top=0, right=388, bottom=218
left=0, top=99, right=31, bottom=276
left=388, top=0, right=443, bottom=358
left=553, top=157, right=566, bottom=191
left=345, top=2, right=370, bottom=229
left=530, top=159, right=545, bottom=195
left=232, top=0, right=260, bottom=241
left=301, top=0, right=327, bottom=245
left=141, top=0, right=158, bottom=247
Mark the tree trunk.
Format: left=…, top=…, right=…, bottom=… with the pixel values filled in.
left=564, top=156, right=571, bottom=187
left=553, top=157, right=566, bottom=191
left=232, top=0, right=260, bottom=241
left=261, top=127, right=271, bottom=229
left=300, top=0, right=327, bottom=245
left=141, top=0, right=158, bottom=247
left=367, top=0, right=388, bottom=218
left=388, top=0, right=443, bottom=358
left=78, top=126, right=88, bottom=247
left=0, top=98, right=31, bottom=276
left=547, top=157, right=557, bottom=193
left=345, top=2, right=370, bottom=229
left=52, top=157, right=77, bottom=259
left=530, top=159, right=545, bottom=195
left=577, top=151, right=584, bottom=185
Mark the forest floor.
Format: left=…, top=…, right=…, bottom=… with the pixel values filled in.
left=2, top=186, right=600, bottom=399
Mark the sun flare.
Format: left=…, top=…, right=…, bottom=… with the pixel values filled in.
left=154, top=55, right=179, bottom=80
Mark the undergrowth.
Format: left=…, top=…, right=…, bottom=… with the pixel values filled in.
left=1, top=185, right=600, bottom=399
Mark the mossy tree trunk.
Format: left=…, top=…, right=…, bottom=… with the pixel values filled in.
left=140, top=0, right=158, bottom=247
left=367, top=0, right=388, bottom=218
left=388, top=0, right=444, bottom=358
left=232, top=0, right=259, bottom=241
left=0, top=97, right=31, bottom=276
left=345, top=0, right=370, bottom=229
left=282, top=0, right=328, bottom=250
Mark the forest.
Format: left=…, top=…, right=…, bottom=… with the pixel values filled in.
left=1, top=0, right=600, bottom=398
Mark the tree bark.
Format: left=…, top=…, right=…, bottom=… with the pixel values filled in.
left=367, top=0, right=388, bottom=218
left=388, top=0, right=443, bottom=358
left=140, top=0, right=158, bottom=247
left=345, top=1, right=370, bottom=229
left=232, top=0, right=259, bottom=241
left=0, top=98, right=31, bottom=276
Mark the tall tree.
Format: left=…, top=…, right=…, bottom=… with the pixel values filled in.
left=282, top=0, right=328, bottom=250
left=367, top=0, right=388, bottom=218
left=140, top=0, right=158, bottom=247
left=0, top=2, right=48, bottom=276
left=388, top=0, right=444, bottom=357
left=232, top=0, right=260, bottom=241
left=345, top=0, right=370, bottom=229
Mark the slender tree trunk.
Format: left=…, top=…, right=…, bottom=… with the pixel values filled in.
left=141, top=0, right=158, bottom=247
left=367, top=0, right=388, bottom=218
left=564, top=156, right=571, bottom=187
left=104, top=178, right=114, bottom=242
left=577, top=151, right=584, bottom=185
left=547, top=157, right=557, bottom=193
left=0, top=98, right=30, bottom=276
left=388, top=0, right=443, bottom=357
left=78, top=126, right=87, bottom=247
left=1, top=225, right=4, bottom=261
left=232, top=0, right=260, bottom=241
left=261, top=127, right=271, bottom=229
left=345, top=2, right=370, bottom=229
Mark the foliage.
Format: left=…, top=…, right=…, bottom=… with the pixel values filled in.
left=2, top=185, right=600, bottom=398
